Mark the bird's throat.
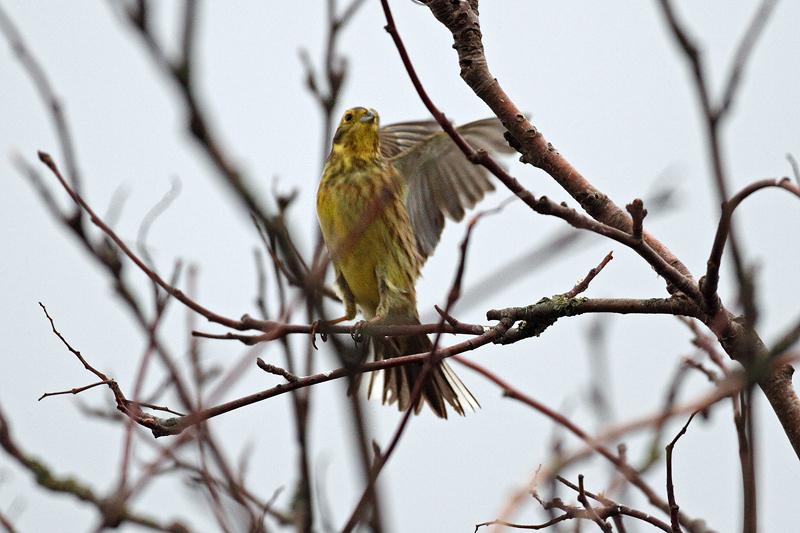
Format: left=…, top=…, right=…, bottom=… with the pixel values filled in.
left=331, top=129, right=380, bottom=161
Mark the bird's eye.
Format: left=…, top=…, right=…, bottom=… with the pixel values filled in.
left=344, top=113, right=353, bottom=122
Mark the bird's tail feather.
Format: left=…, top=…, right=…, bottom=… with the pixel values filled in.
left=366, top=323, right=479, bottom=419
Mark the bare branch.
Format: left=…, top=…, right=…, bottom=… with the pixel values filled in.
left=256, top=358, right=299, bottom=383
left=38, top=302, right=109, bottom=382
left=0, top=5, right=83, bottom=200
left=718, top=0, right=779, bottom=119
left=382, top=0, right=701, bottom=305
left=37, top=152, right=247, bottom=331
left=454, top=357, right=711, bottom=532
left=0, top=405, right=192, bottom=532
left=562, top=251, right=614, bottom=299
left=702, top=177, right=800, bottom=311
left=666, top=413, right=698, bottom=533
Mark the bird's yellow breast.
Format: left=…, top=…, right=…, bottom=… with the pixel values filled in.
left=317, top=158, right=419, bottom=318
left=317, top=180, right=382, bottom=313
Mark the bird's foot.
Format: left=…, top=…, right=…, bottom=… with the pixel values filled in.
left=309, top=320, right=329, bottom=350
left=351, top=320, right=368, bottom=344
left=308, top=315, right=350, bottom=349
left=351, top=315, right=385, bottom=344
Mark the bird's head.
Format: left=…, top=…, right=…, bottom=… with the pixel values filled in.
left=330, top=107, right=380, bottom=159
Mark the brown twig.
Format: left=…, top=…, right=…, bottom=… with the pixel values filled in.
left=625, top=199, right=647, bottom=241
left=679, top=317, right=731, bottom=376
left=38, top=302, right=109, bottom=382
left=36, top=152, right=249, bottom=331
left=734, top=389, right=758, bottom=533
left=475, top=516, right=570, bottom=531
left=454, top=357, right=710, bottom=532
left=702, top=177, right=800, bottom=311
left=0, top=5, right=84, bottom=207
left=682, top=357, right=719, bottom=383
left=256, top=358, right=299, bottom=383
left=446, top=185, right=678, bottom=318
left=558, top=476, right=672, bottom=532
left=665, top=412, right=698, bottom=533
left=38, top=380, right=114, bottom=402
left=562, top=251, right=614, bottom=299
left=0, top=508, right=17, bottom=533
left=576, top=475, right=612, bottom=532
left=478, top=474, right=673, bottom=532
left=718, top=0, right=779, bottom=119
left=125, top=321, right=510, bottom=438
left=0, top=405, right=191, bottom=532
left=194, top=319, right=484, bottom=344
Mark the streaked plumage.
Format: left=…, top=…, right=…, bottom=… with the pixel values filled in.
left=316, top=106, right=511, bottom=418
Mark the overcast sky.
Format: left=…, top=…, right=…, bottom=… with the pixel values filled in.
left=2, top=1, right=799, bottom=532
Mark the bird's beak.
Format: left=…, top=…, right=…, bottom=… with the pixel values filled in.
left=359, top=110, right=375, bottom=124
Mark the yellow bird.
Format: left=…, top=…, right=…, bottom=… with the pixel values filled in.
left=316, top=107, right=510, bottom=418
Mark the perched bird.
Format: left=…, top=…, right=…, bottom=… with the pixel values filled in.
left=316, top=106, right=511, bottom=418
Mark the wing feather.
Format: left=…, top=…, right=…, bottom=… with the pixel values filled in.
left=379, top=120, right=441, bottom=159
left=381, top=117, right=512, bottom=263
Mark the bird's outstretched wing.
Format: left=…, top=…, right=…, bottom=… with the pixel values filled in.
left=379, top=118, right=512, bottom=262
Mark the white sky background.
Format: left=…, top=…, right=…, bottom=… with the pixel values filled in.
left=1, top=1, right=799, bottom=531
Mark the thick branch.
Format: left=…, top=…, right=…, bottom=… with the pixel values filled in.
left=488, top=296, right=704, bottom=344
left=422, top=0, right=695, bottom=289
left=417, top=0, right=800, bottom=462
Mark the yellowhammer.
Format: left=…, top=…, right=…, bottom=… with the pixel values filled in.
left=316, top=107, right=510, bottom=418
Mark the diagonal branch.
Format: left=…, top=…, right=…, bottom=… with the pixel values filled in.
left=701, top=177, right=800, bottom=309
left=0, top=405, right=191, bottom=532
left=454, top=357, right=710, bottom=532
left=410, top=0, right=800, bottom=461
left=36, top=151, right=247, bottom=331
left=380, top=0, right=701, bottom=305
left=0, top=5, right=84, bottom=204
left=665, top=412, right=698, bottom=533
left=417, top=0, right=695, bottom=288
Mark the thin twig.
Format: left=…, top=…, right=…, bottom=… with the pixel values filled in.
left=665, top=412, right=698, bottom=533
left=0, top=406, right=192, bottom=532
left=0, top=5, right=83, bottom=200
left=455, top=356, right=715, bottom=532
left=256, top=358, right=299, bottom=383
left=625, top=199, right=646, bottom=241
left=702, top=177, right=800, bottom=310
left=562, top=251, right=614, bottom=299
